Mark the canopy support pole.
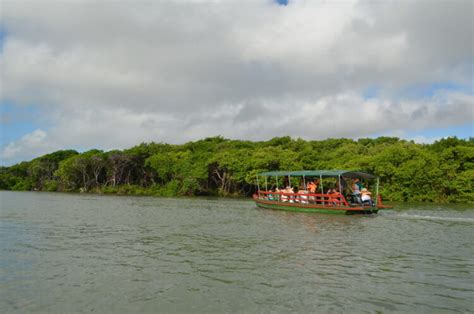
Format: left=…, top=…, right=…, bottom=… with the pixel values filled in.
left=303, top=175, right=306, bottom=190
left=338, top=175, right=342, bottom=191
left=276, top=175, right=279, bottom=201
left=256, top=174, right=260, bottom=196
left=264, top=176, right=268, bottom=192
left=375, top=177, right=380, bottom=206
left=320, top=174, right=324, bottom=205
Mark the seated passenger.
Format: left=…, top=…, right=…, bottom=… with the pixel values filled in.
left=276, top=187, right=285, bottom=202
left=285, top=186, right=295, bottom=203
left=328, top=187, right=341, bottom=205
left=280, top=186, right=292, bottom=202
left=307, top=181, right=317, bottom=202
left=275, top=187, right=282, bottom=201
left=327, top=187, right=337, bottom=194
left=314, top=179, right=320, bottom=192
left=297, top=188, right=309, bottom=204
left=307, top=181, right=315, bottom=193
left=361, top=188, right=374, bottom=207
left=268, top=188, right=274, bottom=200
left=351, top=178, right=363, bottom=204
left=352, top=178, right=362, bottom=194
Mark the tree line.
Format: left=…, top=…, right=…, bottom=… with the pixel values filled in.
left=0, top=136, right=472, bottom=203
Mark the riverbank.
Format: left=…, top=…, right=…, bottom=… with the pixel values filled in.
left=0, top=187, right=249, bottom=200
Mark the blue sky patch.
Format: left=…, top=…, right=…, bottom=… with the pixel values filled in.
left=405, top=123, right=473, bottom=140
left=276, top=0, right=288, bottom=6
left=371, top=123, right=473, bottom=143
left=363, top=85, right=379, bottom=100
left=0, top=101, right=45, bottom=146
left=400, top=81, right=472, bottom=99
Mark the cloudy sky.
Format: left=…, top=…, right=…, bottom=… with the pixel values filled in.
left=0, top=0, right=473, bottom=165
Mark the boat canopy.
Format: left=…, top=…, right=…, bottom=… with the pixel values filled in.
left=258, top=170, right=376, bottom=179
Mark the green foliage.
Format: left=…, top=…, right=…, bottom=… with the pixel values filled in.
left=1, top=136, right=472, bottom=203
left=0, top=162, right=32, bottom=190
left=12, top=177, right=33, bottom=191
left=43, top=180, right=59, bottom=192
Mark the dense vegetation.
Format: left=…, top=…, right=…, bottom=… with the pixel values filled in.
left=1, top=136, right=472, bottom=203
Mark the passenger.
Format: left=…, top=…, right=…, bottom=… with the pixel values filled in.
left=286, top=186, right=295, bottom=203
left=314, top=179, right=320, bottom=192
left=274, top=187, right=282, bottom=201
left=268, top=188, right=274, bottom=200
left=304, top=181, right=315, bottom=203
left=361, top=188, right=374, bottom=207
left=327, top=187, right=336, bottom=194
left=328, top=187, right=341, bottom=205
left=298, top=188, right=309, bottom=204
left=280, top=186, right=292, bottom=202
left=351, top=178, right=363, bottom=204
left=278, top=187, right=287, bottom=202
left=352, top=178, right=362, bottom=194
left=298, top=184, right=307, bottom=198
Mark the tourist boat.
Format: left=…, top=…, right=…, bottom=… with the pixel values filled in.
left=253, top=170, right=393, bottom=214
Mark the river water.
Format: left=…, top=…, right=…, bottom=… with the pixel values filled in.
left=1, top=191, right=473, bottom=313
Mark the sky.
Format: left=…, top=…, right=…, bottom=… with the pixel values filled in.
left=0, top=0, right=473, bottom=165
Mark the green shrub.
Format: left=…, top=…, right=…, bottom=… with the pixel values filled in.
left=43, top=180, right=59, bottom=192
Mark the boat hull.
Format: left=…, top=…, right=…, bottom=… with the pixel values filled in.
left=254, top=197, right=382, bottom=215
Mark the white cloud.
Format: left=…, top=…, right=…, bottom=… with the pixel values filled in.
left=0, top=0, right=473, bottom=164
left=410, top=135, right=441, bottom=145
left=0, top=129, right=52, bottom=162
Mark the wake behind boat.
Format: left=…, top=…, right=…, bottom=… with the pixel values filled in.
left=253, top=170, right=393, bottom=215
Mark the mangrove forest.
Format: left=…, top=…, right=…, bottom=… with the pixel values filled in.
left=0, top=136, right=472, bottom=203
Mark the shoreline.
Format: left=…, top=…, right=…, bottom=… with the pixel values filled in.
left=0, top=189, right=250, bottom=200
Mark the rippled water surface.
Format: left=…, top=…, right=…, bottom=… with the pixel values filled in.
left=1, top=191, right=473, bottom=313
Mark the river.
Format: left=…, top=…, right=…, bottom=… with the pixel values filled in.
left=1, top=191, right=473, bottom=313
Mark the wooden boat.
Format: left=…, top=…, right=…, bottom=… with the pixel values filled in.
left=253, top=170, right=393, bottom=215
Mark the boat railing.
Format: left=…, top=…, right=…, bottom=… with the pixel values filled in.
left=257, top=191, right=349, bottom=207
